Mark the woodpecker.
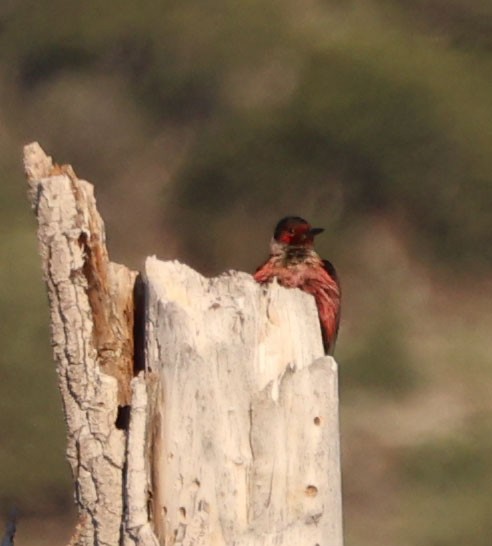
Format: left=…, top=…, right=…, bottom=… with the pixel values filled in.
left=254, top=216, right=341, bottom=354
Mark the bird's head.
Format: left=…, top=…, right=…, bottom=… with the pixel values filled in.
left=272, top=216, right=324, bottom=249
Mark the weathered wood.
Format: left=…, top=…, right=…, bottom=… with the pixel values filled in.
left=23, top=143, right=136, bottom=546
left=126, top=373, right=161, bottom=546
left=23, top=143, right=343, bottom=546
left=145, top=258, right=343, bottom=546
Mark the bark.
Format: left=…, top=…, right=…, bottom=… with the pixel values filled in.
left=23, top=142, right=343, bottom=546
left=24, top=143, right=135, bottom=546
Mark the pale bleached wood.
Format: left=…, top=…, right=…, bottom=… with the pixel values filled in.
left=125, top=373, right=161, bottom=546
left=24, top=142, right=343, bottom=546
left=23, top=143, right=137, bottom=546
left=145, top=257, right=343, bottom=546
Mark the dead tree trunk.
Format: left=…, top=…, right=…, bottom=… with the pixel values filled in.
left=23, top=142, right=343, bottom=546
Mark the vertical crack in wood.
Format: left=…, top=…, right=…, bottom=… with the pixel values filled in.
left=133, top=274, right=147, bottom=375
left=76, top=203, right=135, bottom=407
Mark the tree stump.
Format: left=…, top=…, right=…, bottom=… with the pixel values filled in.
left=23, top=142, right=343, bottom=546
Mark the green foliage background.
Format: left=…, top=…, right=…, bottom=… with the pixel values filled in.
left=1, top=1, right=492, bottom=544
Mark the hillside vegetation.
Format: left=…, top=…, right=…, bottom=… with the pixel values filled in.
left=1, top=1, right=491, bottom=544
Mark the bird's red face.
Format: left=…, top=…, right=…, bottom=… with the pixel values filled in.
left=273, top=216, right=324, bottom=247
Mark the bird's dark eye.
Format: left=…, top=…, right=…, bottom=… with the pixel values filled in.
left=288, top=228, right=295, bottom=235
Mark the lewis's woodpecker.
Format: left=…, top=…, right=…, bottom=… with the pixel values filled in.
left=254, top=216, right=341, bottom=354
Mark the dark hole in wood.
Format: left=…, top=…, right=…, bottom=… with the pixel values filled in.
left=115, top=405, right=131, bottom=430
left=133, top=273, right=146, bottom=374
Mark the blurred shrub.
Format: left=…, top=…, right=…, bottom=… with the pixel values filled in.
left=385, top=0, right=492, bottom=51
left=2, top=0, right=492, bottom=273
left=401, top=419, right=492, bottom=546
left=340, top=303, right=417, bottom=396
left=2, top=1, right=492, bottom=539
left=0, top=226, right=71, bottom=514
left=0, top=144, right=71, bottom=514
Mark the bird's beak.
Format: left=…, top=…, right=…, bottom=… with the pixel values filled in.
left=309, top=227, right=324, bottom=236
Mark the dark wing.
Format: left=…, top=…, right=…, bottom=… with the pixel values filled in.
left=322, top=259, right=341, bottom=353
left=323, top=259, right=340, bottom=285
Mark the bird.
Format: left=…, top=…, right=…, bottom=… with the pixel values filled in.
left=253, top=216, right=341, bottom=354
